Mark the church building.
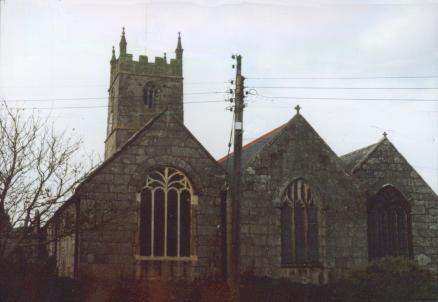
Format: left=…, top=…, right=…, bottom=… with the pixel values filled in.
left=44, top=29, right=438, bottom=286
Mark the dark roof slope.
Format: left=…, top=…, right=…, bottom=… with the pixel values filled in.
left=340, top=142, right=380, bottom=173
left=218, top=124, right=285, bottom=174
left=219, top=112, right=345, bottom=175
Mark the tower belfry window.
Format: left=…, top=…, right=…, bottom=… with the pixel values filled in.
left=144, top=82, right=159, bottom=108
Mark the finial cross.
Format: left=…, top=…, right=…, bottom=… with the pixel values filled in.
left=295, top=104, right=301, bottom=114
left=383, top=131, right=388, bottom=138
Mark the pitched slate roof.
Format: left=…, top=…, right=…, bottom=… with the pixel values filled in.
left=340, top=140, right=383, bottom=173
left=218, top=124, right=285, bottom=174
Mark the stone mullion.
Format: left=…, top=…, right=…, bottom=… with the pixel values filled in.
left=164, top=168, right=169, bottom=257
left=151, top=190, right=155, bottom=256
left=177, top=190, right=181, bottom=257
left=164, top=189, right=168, bottom=257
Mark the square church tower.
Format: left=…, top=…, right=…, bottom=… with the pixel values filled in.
left=105, top=28, right=184, bottom=159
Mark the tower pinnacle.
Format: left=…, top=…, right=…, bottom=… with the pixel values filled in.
left=176, top=32, right=183, bottom=60
left=111, top=46, right=116, bottom=63
left=119, top=27, right=127, bottom=56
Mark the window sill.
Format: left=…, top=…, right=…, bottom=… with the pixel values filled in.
left=281, top=263, right=323, bottom=269
left=135, top=255, right=198, bottom=262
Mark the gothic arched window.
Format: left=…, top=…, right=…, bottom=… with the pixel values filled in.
left=368, top=186, right=412, bottom=259
left=143, top=82, right=160, bottom=108
left=281, top=179, right=319, bottom=266
left=139, top=167, right=193, bottom=258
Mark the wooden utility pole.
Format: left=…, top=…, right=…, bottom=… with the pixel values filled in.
left=230, top=54, right=244, bottom=300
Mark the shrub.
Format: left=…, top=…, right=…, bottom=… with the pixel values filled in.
left=240, top=273, right=333, bottom=302
left=332, top=257, right=436, bottom=302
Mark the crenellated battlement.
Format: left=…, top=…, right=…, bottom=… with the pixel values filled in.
left=109, top=28, right=183, bottom=85
left=111, top=52, right=182, bottom=78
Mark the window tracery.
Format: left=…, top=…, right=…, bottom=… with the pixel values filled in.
left=139, top=167, right=193, bottom=258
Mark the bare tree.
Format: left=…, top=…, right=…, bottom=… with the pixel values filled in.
left=0, top=102, right=97, bottom=260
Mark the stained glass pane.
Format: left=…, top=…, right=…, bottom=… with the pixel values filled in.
left=180, top=190, right=191, bottom=256
left=307, top=204, right=319, bottom=262
left=154, top=189, right=165, bottom=256
left=295, top=205, right=305, bottom=263
left=167, top=190, right=178, bottom=257
left=140, top=189, right=152, bottom=256
left=397, top=207, right=408, bottom=256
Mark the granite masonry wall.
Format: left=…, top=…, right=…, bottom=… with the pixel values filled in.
left=238, top=114, right=368, bottom=284
left=349, top=138, right=438, bottom=272
left=76, top=112, right=226, bottom=281
left=46, top=201, right=78, bottom=278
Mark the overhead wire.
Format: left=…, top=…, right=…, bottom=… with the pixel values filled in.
left=249, top=94, right=438, bottom=103
left=246, top=86, right=438, bottom=90
left=2, top=99, right=228, bottom=110
left=2, top=91, right=229, bottom=103
left=246, top=75, right=438, bottom=80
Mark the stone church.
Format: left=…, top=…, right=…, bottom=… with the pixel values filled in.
left=44, top=29, right=438, bottom=286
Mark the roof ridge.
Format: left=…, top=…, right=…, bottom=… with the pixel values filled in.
left=340, top=142, right=378, bottom=159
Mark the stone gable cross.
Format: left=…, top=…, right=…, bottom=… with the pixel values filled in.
left=295, top=105, right=301, bottom=114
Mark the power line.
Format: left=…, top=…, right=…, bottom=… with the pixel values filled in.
left=250, top=94, right=438, bottom=102
left=0, top=81, right=228, bottom=88
left=2, top=100, right=227, bottom=110
left=2, top=91, right=229, bottom=103
left=4, top=94, right=438, bottom=109
left=247, top=86, right=438, bottom=90
left=247, top=75, right=438, bottom=80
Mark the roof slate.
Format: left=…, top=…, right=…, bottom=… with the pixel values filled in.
left=340, top=140, right=384, bottom=173
left=218, top=124, right=285, bottom=174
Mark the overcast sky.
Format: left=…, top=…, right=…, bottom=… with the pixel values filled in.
left=0, top=0, right=437, bottom=191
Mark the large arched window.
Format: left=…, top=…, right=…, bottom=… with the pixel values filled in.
left=139, top=167, right=193, bottom=258
left=281, top=179, right=319, bottom=266
left=368, top=185, right=412, bottom=259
